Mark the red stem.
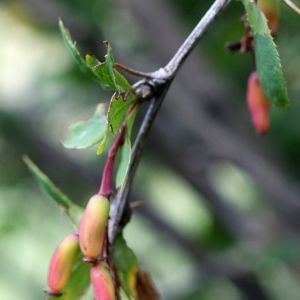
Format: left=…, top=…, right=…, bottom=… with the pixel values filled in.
left=98, top=101, right=138, bottom=199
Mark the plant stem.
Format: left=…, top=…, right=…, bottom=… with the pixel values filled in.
left=114, top=62, right=155, bottom=79
left=281, top=0, right=300, bottom=14
left=99, top=102, right=138, bottom=199
left=108, top=81, right=171, bottom=242
left=163, top=0, right=231, bottom=78
left=108, top=0, right=231, bottom=242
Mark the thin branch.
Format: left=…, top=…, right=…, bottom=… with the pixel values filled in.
left=161, top=0, right=231, bottom=78
left=108, top=80, right=171, bottom=242
left=114, top=62, right=155, bottom=79
left=281, top=0, right=300, bottom=15
left=108, top=0, right=232, bottom=242
left=117, top=0, right=231, bottom=80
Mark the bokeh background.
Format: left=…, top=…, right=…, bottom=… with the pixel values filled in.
left=1, top=0, right=300, bottom=299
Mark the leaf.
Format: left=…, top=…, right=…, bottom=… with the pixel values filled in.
left=86, top=54, right=116, bottom=90
left=48, top=254, right=91, bottom=300
left=62, top=104, right=107, bottom=150
left=60, top=20, right=131, bottom=92
left=254, top=34, right=290, bottom=109
left=108, top=92, right=137, bottom=135
left=97, top=92, right=137, bottom=154
left=113, top=234, right=139, bottom=299
left=114, top=70, right=133, bottom=92
left=97, top=125, right=110, bottom=154
left=23, top=156, right=84, bottom=228
left=90, top=43, right=132, bottom=92
left=105, top=41, right=117, bottom=88
left=116, top=140, right=131, bottom=189
left=59, top=20, right=98, bottom=81
left=116, top=104, right=139, bottom=189
left=241, top=0, right=270, bottom=36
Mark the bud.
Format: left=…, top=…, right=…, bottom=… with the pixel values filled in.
left=257, top=0, right=279, bottom=34
left=90, top=262, right=116, bottom=300
left=47, top=233, right=80, bottom=294
left=247, top=71, right=271, bottom=134
left=79, top=194, right=110, bottom=261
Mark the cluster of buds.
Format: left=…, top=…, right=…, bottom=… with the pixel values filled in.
left=46, top=194, right=116, bottom=299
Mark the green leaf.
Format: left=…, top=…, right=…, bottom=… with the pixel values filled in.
left=116, top=104, right=139, bottom=189
left=60, top=20, right=131, bottom=92
left=254, top=34, right=290, bottom=109
left=62, top=104, right=107, bottom=149
left=105, top=41, right=117, bottom=88
left=241, top=0, right=269, bottom=36
left=48, top=254, right=91, bottom=300
left=108, top=92, right=137, bottom=135
left=97, top=92, right=137, bottom=154
left=59, top=20, right=98, bottom=81
left=86, top=54, right=116, bottom=90
left=97, top=125, right=110, bottom=154
left=90, top=43, right=132, bottom=92
left=114, top=70, right=132, bottom=92
left=113, top=234, right=138, bottom=299
left=23, top=156, right=84, bottom=228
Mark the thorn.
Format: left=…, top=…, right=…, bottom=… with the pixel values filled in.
left=130, top=200, right=143, bottom=209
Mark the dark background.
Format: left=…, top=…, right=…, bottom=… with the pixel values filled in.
left=1, top=0, right=300, bottom=299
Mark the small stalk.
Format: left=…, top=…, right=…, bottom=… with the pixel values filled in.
left=99, top=102, right=138, bottom=199
left=114, top=62, right=154, bottom=79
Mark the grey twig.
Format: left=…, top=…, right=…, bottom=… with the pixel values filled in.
left=149, top=0, right=231, bottom=79
left=108, top=0, right=231, bottom=242
left=108, top=80, right=171, bottom=242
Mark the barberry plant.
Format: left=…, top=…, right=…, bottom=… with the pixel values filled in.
left=23, top=0, right=300, bottom=299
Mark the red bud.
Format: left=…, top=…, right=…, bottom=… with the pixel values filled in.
left=79, top=194, right=110, bottom=261
left=90, top=262, right=116, bottom=300
left=47, top=233, right=80, bottom=293
left=247, top=71, right=271, bottom=134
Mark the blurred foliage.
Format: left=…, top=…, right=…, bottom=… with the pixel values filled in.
left=1, top=0, right=300, bottom=300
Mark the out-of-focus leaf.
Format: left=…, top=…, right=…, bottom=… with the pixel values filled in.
left=116, top=104, right=139, bottom=189
left=241, top=0, right=269, bottom=35
left=254, top=34, right=290, bottom=109
left=62, top=104, right=107, bottom=150
left=136, top=271, right=159, bottom=300
left=23, top=156, right=83, bottom=228
left=48, top=253, right=91, bottom=300
left=113, top=234, right=139, bottom=299
left=59, top=20, right=98, bottom=81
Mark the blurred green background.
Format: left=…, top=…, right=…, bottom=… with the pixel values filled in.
left=1, top=0, right=300, bottom=299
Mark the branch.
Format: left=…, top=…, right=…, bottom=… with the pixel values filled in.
left=281, top=0, right=300, bottom=15
left=108, top=0, right=231, bottom=243
left=108, top=81, right=171, bottom=242
left=149, top=0, right=231, bottom=79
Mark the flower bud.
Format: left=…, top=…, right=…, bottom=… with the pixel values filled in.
left=257, top=0, right=279, bottom=34
left=247, top=71, right=271, bottom=134
left=47, top=233, right=80, bottom=294
left=79, top=194, right=110, bottom=261
left=90, top=262, right=116, bottom=300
